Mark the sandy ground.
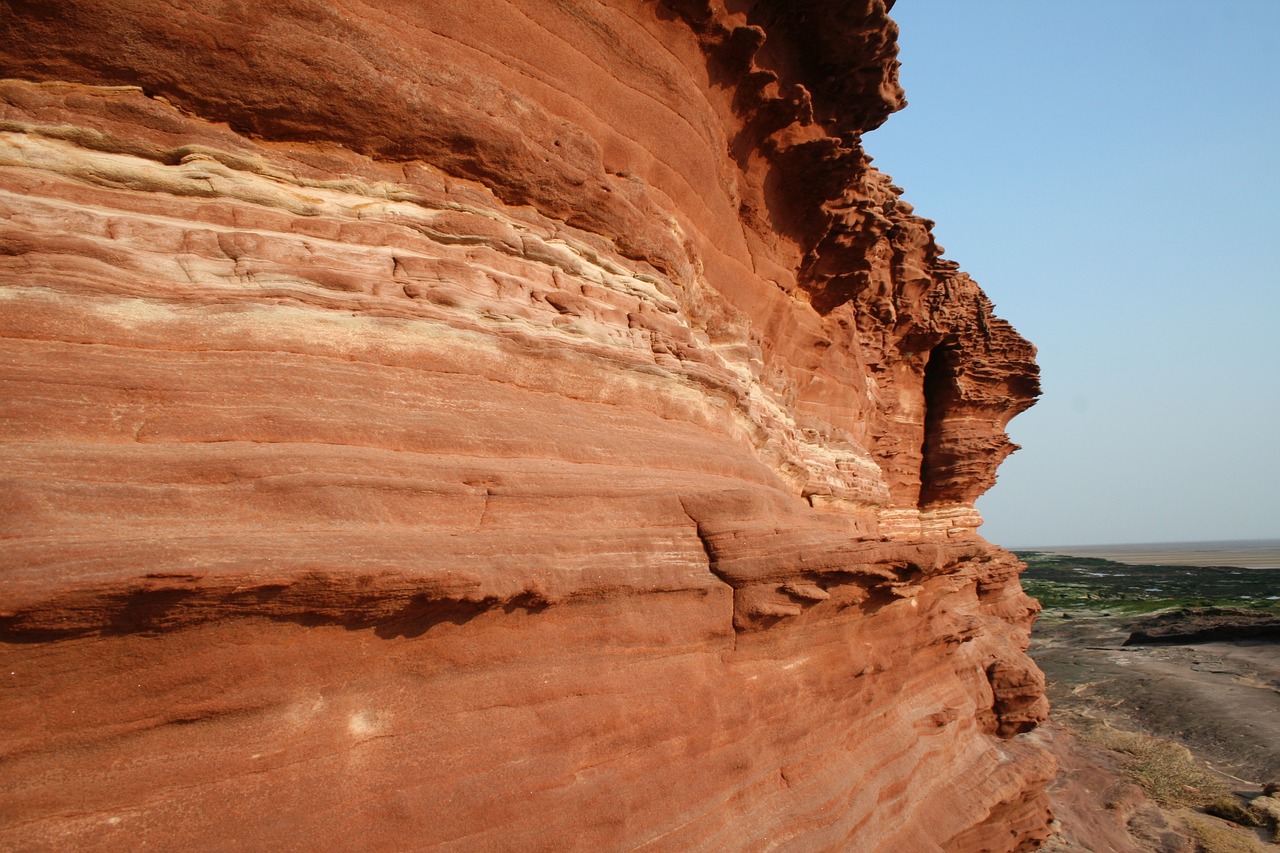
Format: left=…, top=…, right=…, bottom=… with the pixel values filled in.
left=1034, top=542, right=1280, bottom=569
left=1029, top=611, right=1280, bottom=850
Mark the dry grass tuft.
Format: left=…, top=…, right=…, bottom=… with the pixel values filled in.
left=1204, top=797, right=1262, bottom=827
left=1080, top=724, right=1231, bottom=808
left=1182, top=812, right=1269, bottom=853
left=1073, top=723, right=1271, bottom=851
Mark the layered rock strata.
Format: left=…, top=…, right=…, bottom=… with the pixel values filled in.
left=0, top=1, right=1050, bottom=850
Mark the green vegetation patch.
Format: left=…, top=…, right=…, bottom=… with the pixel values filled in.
left=1015, top=551, right=1280, bottom=614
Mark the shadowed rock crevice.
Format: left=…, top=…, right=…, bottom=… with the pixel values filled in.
left=0, top=576, right=553, bottom=642
left=920, top=340, right=961, bottom=508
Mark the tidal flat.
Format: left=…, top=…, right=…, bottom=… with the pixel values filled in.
left=1026, top=540, right=1280, bottom=570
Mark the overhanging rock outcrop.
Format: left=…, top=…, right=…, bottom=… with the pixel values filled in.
left=0, top=1, right=1052, bottom=850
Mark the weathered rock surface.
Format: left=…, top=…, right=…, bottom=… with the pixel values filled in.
left=1031, top=725, right=1194, bottom=853
left=0, top=1, right=1049, bottom=850
left=1124, top=608, right=1280, bottom=645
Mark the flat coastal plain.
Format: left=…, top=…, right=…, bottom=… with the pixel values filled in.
left=1031, top=539, right=1280, bottom=569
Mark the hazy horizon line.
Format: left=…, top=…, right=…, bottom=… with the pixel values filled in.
left=1006, top=537, right=1280, bottom=551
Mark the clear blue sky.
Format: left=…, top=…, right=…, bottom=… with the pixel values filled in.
left=865, top=1, right=1280, bottom=547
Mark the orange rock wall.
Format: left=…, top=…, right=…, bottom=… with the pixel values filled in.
left=0, top=1, right=1051, bottom=850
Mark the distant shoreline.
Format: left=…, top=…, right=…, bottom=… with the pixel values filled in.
left=1018, top=539, right=1280, bottom=569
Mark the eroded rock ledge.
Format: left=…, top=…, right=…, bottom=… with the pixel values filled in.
left=0, top=2, right=1050, bottom=850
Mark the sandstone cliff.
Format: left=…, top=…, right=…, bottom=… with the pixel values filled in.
left=0, top=1, right=1051, bottom=850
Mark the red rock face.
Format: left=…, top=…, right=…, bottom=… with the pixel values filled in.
left=0, top=1, right=1050, bottom=850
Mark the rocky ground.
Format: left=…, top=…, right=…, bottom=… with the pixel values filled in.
left=1020, top=550, right=1280, bottom=851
